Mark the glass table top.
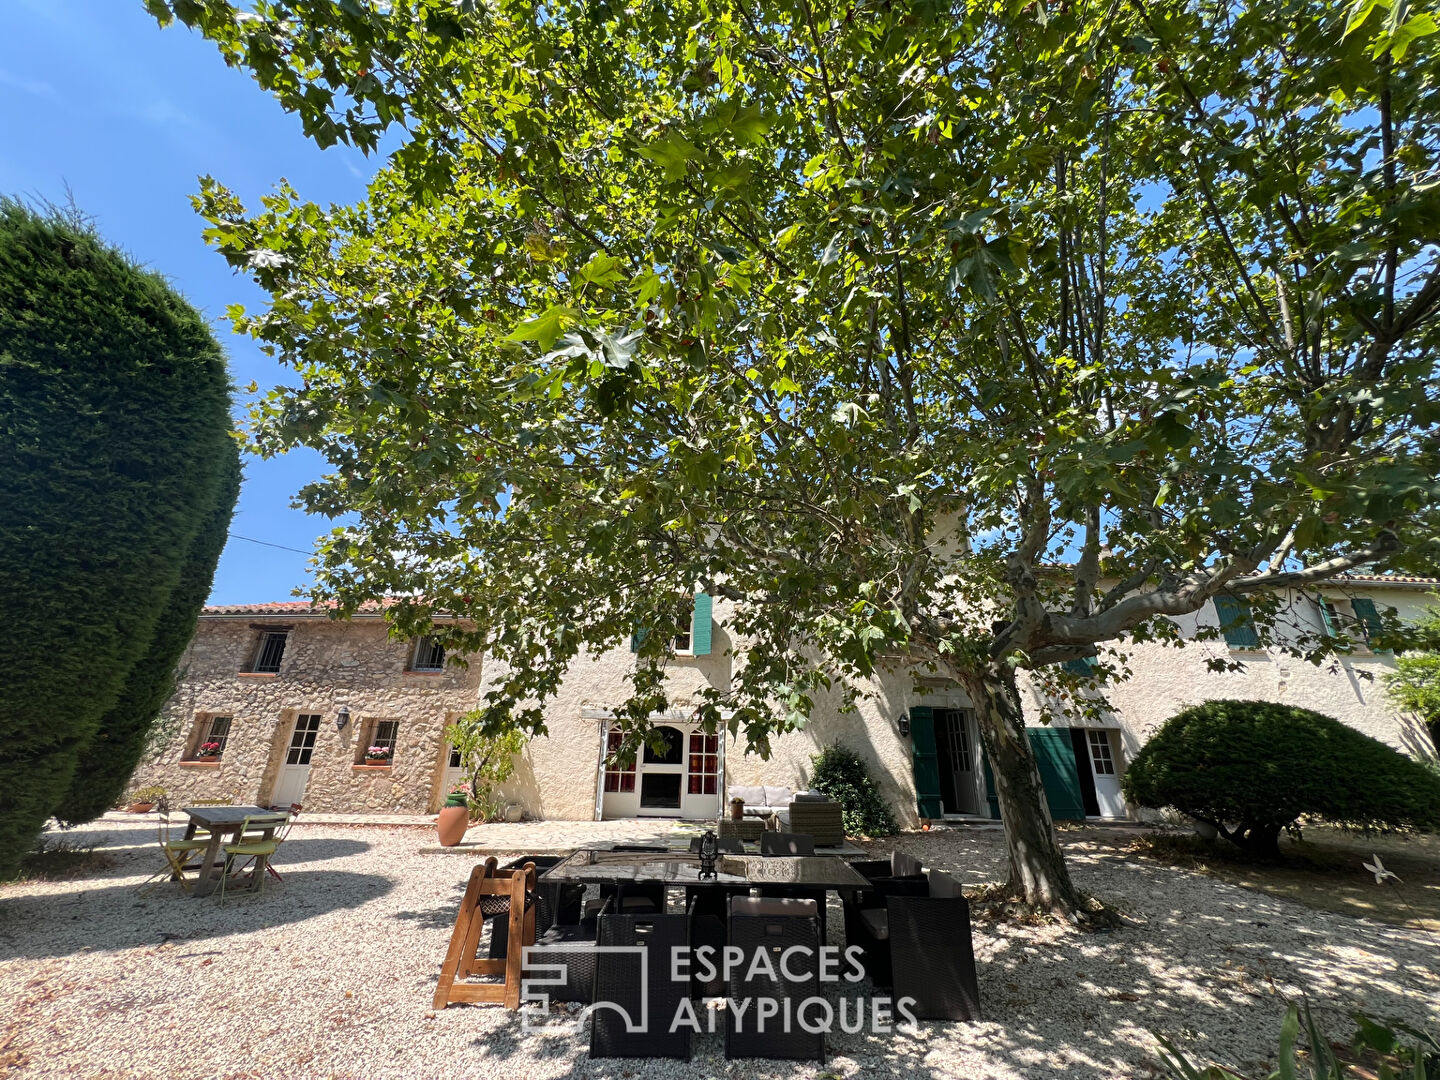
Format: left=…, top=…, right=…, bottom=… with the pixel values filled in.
left=540, top=849, right=871, bottom=888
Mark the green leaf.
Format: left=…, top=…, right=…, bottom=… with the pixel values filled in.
left=505, top=306, right=580, bottom=350
left=637, top=131, right=700, bottom=182
left=579, top=253, right=626, bottom=287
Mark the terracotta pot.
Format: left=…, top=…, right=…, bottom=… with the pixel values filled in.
left=436, top=804, right=469, bottom=846
left=126, top=803, right=154, bottom=814
left=730, top=799, right=744, bottom=821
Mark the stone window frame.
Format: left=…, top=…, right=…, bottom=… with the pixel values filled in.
left=356, top=717, right=401, bottom=767
left=408, top=636, right=446, bottom=673
left=184, top=713, right=233, bottom=762
left=241, top=625, right=293, bottom=675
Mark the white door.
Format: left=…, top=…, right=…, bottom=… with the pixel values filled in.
left=941, top=709, right=982, bottom=815
left=1086, top=729, right=1125, bottom=818
left=599, top=723, right=722, bottom=820
left=272, top=714, right=321, bottom=807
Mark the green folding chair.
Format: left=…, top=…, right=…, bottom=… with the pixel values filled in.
left=137, top=812, right=210, bottom=894
left=217, top=813, right=289, bottom=905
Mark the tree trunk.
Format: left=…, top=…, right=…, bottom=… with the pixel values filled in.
left=958, top=662, right=1093, bottom=920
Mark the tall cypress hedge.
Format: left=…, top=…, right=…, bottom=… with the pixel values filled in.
left=53, top=451, right=240, bottom=825
left=0, top=200, right=237, bottom=875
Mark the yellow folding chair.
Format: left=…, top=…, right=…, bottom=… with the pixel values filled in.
left=217, top=813, right=289, bottom=905
left=137, top=812, right=210, bottom=894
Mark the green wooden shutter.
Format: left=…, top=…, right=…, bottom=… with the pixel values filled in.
left=909, top=706, right=944, bottom=819
left=1317, top=597, right=1341, bottom=638
left=980, top=752, right=1001, bottom=819
left=1213, top=594, right=1261, bottom=649
left=1351, top=598, right=1386, bottom=649
left=629, top=628, right=648, bottom=653
left=1027, top=727, right=1086, bottom=820
left=1062, top=656, right=1097, bottom=677
left=691, top=592, right=712, bottom=655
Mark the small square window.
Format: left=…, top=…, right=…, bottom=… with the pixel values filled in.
left=189, top=715, right=232, bottom=760
left=411, top=636, right=446, bottom=672
left=249, top=631, right=289, bottom=673
left=360, top=719, right=400, bottom=765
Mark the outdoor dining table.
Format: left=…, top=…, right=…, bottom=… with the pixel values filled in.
left=177, top=805, right=283, bottom=897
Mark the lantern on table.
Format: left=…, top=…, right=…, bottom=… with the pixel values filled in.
left=697, top=829, right=719, bottom=880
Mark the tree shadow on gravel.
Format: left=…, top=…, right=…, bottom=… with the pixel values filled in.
left=392, top=878, right=470, bottom=931
left=0, top=869, right=395, bottom=961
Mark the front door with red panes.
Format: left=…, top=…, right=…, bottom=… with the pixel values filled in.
left=599, top=723, right=722, bottom=819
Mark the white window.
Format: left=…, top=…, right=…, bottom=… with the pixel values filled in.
left=249, top=630, right=289, bottom=673
left=189, top=715, right=232, bottom=761
left=411, top=636, right=446, bottom=671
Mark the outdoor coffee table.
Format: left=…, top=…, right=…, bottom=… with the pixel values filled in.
left=178, top=805, right=283, bottom=897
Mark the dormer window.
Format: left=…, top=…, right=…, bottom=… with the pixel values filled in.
left=247, top=629, right=289, bottom=673
left=411, top=636, right=446, bottom=672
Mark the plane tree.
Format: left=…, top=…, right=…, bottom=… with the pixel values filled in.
left=151, top=0, right=1440, bottom=919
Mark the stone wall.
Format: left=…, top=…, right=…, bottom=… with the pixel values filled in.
left=133, top=614, right=480, bottom=813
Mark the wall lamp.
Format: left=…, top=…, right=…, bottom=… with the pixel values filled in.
left=336, top=705, right=351, bottom=731
left=897, top=712, right=910, bottom=738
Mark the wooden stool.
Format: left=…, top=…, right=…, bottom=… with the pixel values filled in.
left=433, top=857, right=537, bottom=1009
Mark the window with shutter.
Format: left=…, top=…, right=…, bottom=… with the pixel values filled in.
left=690, top=592, right=712, bottom=655
left=1350, top=598, right=1387, bottom=650
left=1317, top=597, right=1342, bottom=639
left=1213, top=595, right=1261, bottom=649
left=1062, top=656, right=1097, bottom=677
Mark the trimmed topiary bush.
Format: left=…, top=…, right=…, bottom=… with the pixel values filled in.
left=810, top=742, right=898, bottom=837
left=1124, top=699, right=1440, bottom=857
left=0, top=199, right=237, bottom=875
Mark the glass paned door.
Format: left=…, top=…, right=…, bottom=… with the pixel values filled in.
left=1086, top=729, right=1126, bottom=818
left=272, top=714, right=321, bottom=806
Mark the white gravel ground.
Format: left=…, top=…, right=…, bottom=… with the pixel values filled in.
left=2, top=819, right=1436, bottom=1079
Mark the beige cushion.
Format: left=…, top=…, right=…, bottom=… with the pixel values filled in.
left=859, top=908, right=889, bottom=940
left=892, top=851, right=924, bottom=878
left=729, top=785, right=766, bottom=807
left=763, top=786, right=793, bottom=807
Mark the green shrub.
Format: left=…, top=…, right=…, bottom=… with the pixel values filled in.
left=1124, top=699, right=1440, bottom=857
left=810, top=742, right=899, bottom=837
left=0, top=199, right=236, bottom=875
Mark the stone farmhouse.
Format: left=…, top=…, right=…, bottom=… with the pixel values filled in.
left=133, top=577, right=1440, bottom=825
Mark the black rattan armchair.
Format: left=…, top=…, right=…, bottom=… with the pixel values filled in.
left=726, top=896, right=824, bottom=1062
left=590, top=909, right=692, bottom=1059
left=845, top=868, right=981, bottom=1021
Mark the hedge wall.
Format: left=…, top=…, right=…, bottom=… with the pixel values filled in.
left=0, top=200, right=236, bottom=875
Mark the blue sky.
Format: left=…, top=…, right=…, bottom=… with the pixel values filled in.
left=1, top=1, right=376, bottom=604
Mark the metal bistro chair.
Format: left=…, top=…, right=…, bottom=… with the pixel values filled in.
left=239, top=803, right=301, bottom=881
left=138, top=811, right=210, bottom=894
left=217, top=812, right=290, bottom=905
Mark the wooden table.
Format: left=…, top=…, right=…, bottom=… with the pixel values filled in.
left=179, top=805, right=285, bottom=897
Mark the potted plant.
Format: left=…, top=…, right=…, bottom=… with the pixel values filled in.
left=195, top=742, right=222, bottom=761
left=440, top=713, right=526, bottom=840
left=730, top=796, right=745, bottom=821
left=436, top=785, right=470, bottom=846
left=125, top=785, right=167, bottom=814
left=363, top=745, right=391, bottom=765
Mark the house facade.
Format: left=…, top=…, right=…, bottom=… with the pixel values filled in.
left=132, top=578, right=1440, bottom=823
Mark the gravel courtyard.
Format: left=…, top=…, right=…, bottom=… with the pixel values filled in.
left=2, top=818, right=1436, bottom=1080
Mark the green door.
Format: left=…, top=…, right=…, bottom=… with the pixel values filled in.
left=909, top=706, right=944, bottom=819
left=1027, top=727, right=1086, bottom=821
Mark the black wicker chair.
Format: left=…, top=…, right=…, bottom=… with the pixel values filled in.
left=726, top=896, right=824, bottom=1062
left=590, top=909, right=692, bottom=1059
left=847, top=868, right=981, bottom=1021
left=841, top=850, right=927, bottom=981
left=759, top=832, right=815, bottom=856
left=488, top=855, right=585, bottom=960
left=683, top=885, right=749, bottom=996
left=526, top=908, right=606, bottom=1003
